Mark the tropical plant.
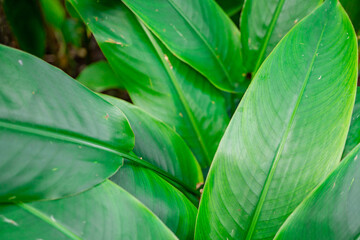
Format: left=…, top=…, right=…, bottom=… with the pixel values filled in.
left=0, top=0, right=359, bottom=239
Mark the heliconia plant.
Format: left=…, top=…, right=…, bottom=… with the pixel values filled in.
left=0, top=0, right=359, bottom=239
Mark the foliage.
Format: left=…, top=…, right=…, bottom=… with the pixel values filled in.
left=0, top=0, right=359, bottom=239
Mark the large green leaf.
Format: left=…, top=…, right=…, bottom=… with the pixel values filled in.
left=0, top=45, right=134, bottom=203
left=2, top=0, right=46, bottom=57
left=341, top=0, right=360, bottom=32
left=77, top=61, right=123, bottom=92
left=240, top=0, right=321, bottom=74
left=103, top=95, right=203, bottom=189
left=0, top=180, right=177, bottom=240
left=68, top=0, right=230, bottom=168
left=275, top=143, right=360, bottom=239
left=103, top=95, right=201, bottom=238
left=196, top=1, right=358, bottom=239
left=215, top=0, right=244, bottom=17
left=112, top=163, right=197, bottom=239
left=343, top=87, right=360, bottom=158
left=121, top=0, right=247, bottom=92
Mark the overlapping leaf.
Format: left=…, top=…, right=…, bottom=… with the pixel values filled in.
left=196, top=1, right=358, bottom=239
left=343, top=87, right=360, bottom=158
left=112, top=163, right=197, bottom=239
left=240, top=0, right=321, bottom=74
left=103, top=95, right=203, bottom=190
left=0, top=181, right=177, bottom=240
left=77, top=61, right=123, bottom=92
left=275, top=144, right=360, bottom=239
left=215, top=0, right=244, bottom=17
left=69, top=0, right=230, bottom=168
left=0, top=45, right=134, bottom=202
left=121, top=0, right=247, bottom=92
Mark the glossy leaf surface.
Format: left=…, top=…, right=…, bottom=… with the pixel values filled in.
left=69, top=0, right=229, bottom=168
left=0, top=45, right=134, bottom=202
left=0, top=181, right=176, bottom=240
left=2, top=0, right=46, bottom=57
left=77, top=61, right=123, bottom=92
left=196, top=1, right=358, bottom=239
left=122, top=0, right=247, bottom=92
left=343, top=87, right=360, bottom=158
left=103, top=95, right=203, bottom=189
left=240, top=0, right=321, bottom=73
left=275, top=144, right=360, bottom=239
left=112, top=163, right=197, bottom=239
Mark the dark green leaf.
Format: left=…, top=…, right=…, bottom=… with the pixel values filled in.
left=2, top=0, right=46, bottom=57
left=112, top=163, right=197, bottom=239
left=240, top=0, right=321, bottom=74
left=77, top=61, right=123, bottom=92
left=275, top=143, right=360, bottom=239
left=196, top=1, right=358, bottom=239
left=0, top=181, right=177, bottom=240
left=0, top=45, right=135, bottom=203
left=215, top=0, right=244, bottom=17
left=341, top=0, right=360, bottom=32
left=68, top=0, right=230, bottom=168
left=122, top=0, right=247, bottom=92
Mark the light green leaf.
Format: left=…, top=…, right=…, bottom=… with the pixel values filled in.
left=215, top=0, right=244, bottom=17
left=196, top=1, right=358, bottom=239
left=240, top=0, right=321, bottom=74
left=343, top=87, right=360, bottom=158
left=275, top=143, right=360, bottom=239
left=2, top=0, right=46, bottom=57
left=121, top=0, right=247, bottom=92
left=0, top=45, right=135, bottom=203
left=77, top=61, right=123, bottom=92
left=112, top=163, right=197, bottom=239
left=68, top=0, right=230, bottom=168
left=0, top=181, right=177, bottom=240
left=103, top=95, right=203, bottom=190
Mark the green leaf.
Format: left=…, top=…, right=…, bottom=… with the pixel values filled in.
left=0, top=45, right=135, bottom=203
left=240, top=0, right=321, bottom=74
left=121, top=0, right=247, bottom=92
left=341, top=0, right=360, bottom=32
left=215, top=0, right=244, bottom=17
left=275, top=143, right=360, bottom=239
left=0, top=180, right=177, bottom=240
left=112, top=163, right=197, bottom=239
left=2, top=0, right=46, bottom=57
left=68, top=0, right=230, bottom=168
left=343, top=87, right=360, bottom=158
left=103, top=95, right=203, bottom=189
left=196, top=1, right=358, bottom=239
left=77, top=61, right=123, bottom=92
left=39, top=0, right=66, bottom=30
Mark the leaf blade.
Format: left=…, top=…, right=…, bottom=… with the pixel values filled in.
left=0, top=45, right=134, bottom=202
left=196, top=1, right=358, bottom=239
left=121, top=0, right=247, bottom=92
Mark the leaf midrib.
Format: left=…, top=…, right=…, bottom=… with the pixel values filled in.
left=0, top=119, right=197, bottom=196
left=18, top=202, right=82, bottom=240
left=123, top=0, right=234, bottom=88
left=253, top=0, right=286, bottom=73
left=138, top=20, right=212, bottom=166
left=166, top=0, right=233, bottom=86
left=245, top=22, right=328, bottom=240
